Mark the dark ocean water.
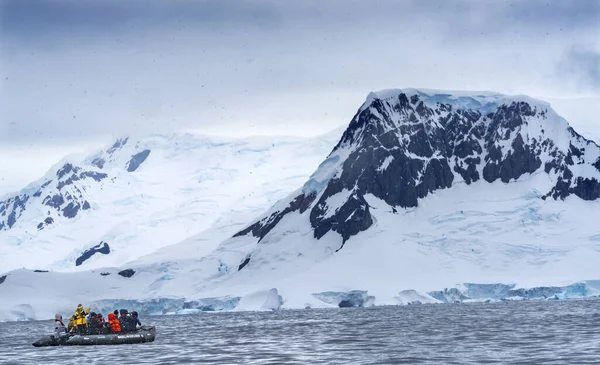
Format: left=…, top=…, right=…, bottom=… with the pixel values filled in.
left=1, top=299, right=600, bottom=364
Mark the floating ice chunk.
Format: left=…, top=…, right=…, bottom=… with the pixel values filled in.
left=261, top=288, right=282, bottom=310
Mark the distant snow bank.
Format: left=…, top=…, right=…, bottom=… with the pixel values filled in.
left=2, top=277, right=599, bottom=322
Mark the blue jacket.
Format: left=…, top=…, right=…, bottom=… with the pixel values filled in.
left=119, top=316, right=131, bottom=331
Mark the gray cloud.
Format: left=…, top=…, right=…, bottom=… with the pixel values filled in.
left=3, top=1, right=599, bottom=41
left=1, top=0, right=599, bottom=145
left=558, top=47, right=600, bottom=91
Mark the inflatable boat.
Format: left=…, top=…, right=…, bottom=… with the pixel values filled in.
left=32, top=326, right=156, bottom=347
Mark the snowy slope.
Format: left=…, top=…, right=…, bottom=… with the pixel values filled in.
left=188, top=88, right=600, bottom=305
left=2, top=89, right=600, bottom=321
left=3, top=176, right=600, bottom=321
left=0, top=131, right=340, bottom=273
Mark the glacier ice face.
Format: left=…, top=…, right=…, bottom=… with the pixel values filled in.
left=563, top=282, right=589, bottom=298
left=428, top=288, right=470, bottom=303
left=461, top=283, right=515, bottom=300
left=183, top=296, right=241, bottom=312
left=428, top=281, right=600, bottom=303
left=313, top=290, right=375, bottom=308
left=88, top=298, right=186, bottom=316
left=508, top=287, right=563, bottom=300
left=395, top=290, right=440, bottom=305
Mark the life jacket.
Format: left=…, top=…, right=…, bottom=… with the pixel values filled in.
left=107, top=313, right=121, bottom=333
left=73, top=307, right=87, bottom=326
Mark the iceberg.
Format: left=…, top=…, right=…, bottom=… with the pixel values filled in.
left=235, top=288, right=283, bottom=311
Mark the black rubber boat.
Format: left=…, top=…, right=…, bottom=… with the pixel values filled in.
left=32, top=326, right=156, bottom=347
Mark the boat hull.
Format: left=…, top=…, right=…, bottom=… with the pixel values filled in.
left=32, top=326, right=156, bottom=347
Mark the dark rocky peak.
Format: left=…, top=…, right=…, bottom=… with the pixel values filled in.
left=0, top=193, right=29, bottom=230
left=0, top=160, right=108, bottom=231
left=126, top=149, right=151, bottom=172
left=91, top=136, right=130, bottom=169
left=236, top=88, right=600, bottom=250
left=39, top=162, right=107, bottom=222
left=90, top=136, right=151, bottom=172
left=55, top=163, right=107, bottom=190
left=0, top=135, right=155, bottom=233
left=107, top=137, right=129, bottom=155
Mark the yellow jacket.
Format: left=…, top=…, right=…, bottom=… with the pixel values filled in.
left=73, top=306, right=88, bottom=326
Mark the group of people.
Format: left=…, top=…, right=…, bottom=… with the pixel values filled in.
left=54, top=304, right=142, bottom=337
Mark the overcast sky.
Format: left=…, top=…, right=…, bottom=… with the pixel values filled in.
left=1, top=0, right=599, bottom=194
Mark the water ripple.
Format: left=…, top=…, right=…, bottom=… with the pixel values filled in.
left=1, top=299, right=600, bottom=364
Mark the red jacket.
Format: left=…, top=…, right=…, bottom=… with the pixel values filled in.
left=107, top=313, right=121, bottom=333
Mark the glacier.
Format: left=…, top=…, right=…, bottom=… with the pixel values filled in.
left=0, top=131, right=340, bottom=273
left=2, top=89, right=600, bottom=321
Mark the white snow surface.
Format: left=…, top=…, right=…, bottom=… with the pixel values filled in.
left=0, top=131, right=339, bottom=273
left=2, top=173, right=600, bottom=321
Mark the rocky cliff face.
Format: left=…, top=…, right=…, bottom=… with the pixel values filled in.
left=236, top=89, right=600, bottom=249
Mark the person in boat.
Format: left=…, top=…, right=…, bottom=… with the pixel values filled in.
left=119, top=309, right=133, bottom=332
left=107, top=312, right=121, bottom=333
left=131, top=311, right=142, bottom=329
left=54, top=314, right=68, bottom=338
left=97, top=313, right=106, bottom=327
left=72, top=304, right=89, bottom=333
left=87, top=312, right=103, bottom=334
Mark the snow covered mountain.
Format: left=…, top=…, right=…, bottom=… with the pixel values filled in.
left=235, top=89, right=600, bottom=250
left=184, top=88, right=600, bottom=307
left=2, top=88, right=600, bottom=321
left=0, top=132, right=339, bottom=273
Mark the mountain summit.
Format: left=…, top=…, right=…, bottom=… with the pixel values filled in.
left=236, top=88, right=600, bottom=249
